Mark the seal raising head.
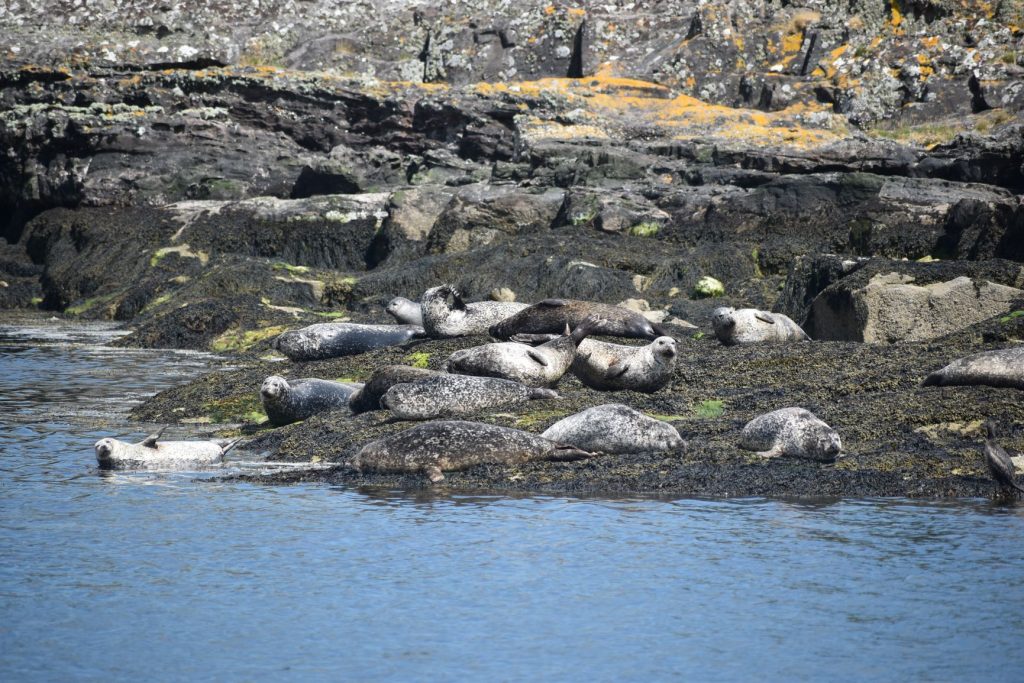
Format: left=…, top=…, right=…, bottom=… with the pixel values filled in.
left=419, top=284, right=528, bottom=338
left=571, top=335, right=678, bottom=393
left=260, top=375, right=363, bottom=426
left=385, top=296, right=423, bottom=326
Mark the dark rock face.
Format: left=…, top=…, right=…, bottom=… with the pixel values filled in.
left=2, top=2, right=1023, bottom=495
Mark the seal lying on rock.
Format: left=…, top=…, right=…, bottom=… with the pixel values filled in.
left=711, top=307, right=810, bottom=345
left=921, top=346, right=1024, bottom=390
left=95, top=427, right=239, bottom=470
left=420, top=284, right=528, bottom=338
left=350, top=420, right=593, bottom=483
left=445, top=321, right=594, bottom=388
left=385, top=296, right=423, bottom=326
left=983, top=421, right=1024, bottom=495
left=572, top=336, right=677, bottom=393
left=541, top=404, right=685, bottom=454
left=489, top=298, right=665, bottom=341
left=273, top=322, right=424, bottom=361
left=739, top=408, right=842, bottom=462
left=382, top=374, right=559, bottom=420
left=348, top=365, right=445, bottom=414
left=260, top=375, right=363, bottom=426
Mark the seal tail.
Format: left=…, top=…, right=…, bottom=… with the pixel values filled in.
left=549, top=444, right=595, bottom=461
left=650, top=321, right=671, bottom=337
left=920, top=372, right=942, bottom=387
left=221, top=437, right=244, bottom=457
left=529, top=388, right=560, bottom=400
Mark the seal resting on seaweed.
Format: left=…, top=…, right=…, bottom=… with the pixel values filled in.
left=541, top=404, right=685, bottom=454
left=571, top=336, right=677, bottom=393
left=273, top=322, right=423, bottom=361
left=489, top=298, right=665, bottom=342
left=739, top=408, right=842, bottom=462
left=922, top=347, right=1024, bottom=390
left=711, top=307, right=810, bottom=345
left=350, top=421, right=593, bottom=483
left=420, top=284, right=527, bottom=338
left=381, top=374, right=558, bottom=421
left=260, top=375, right=363, bottom=426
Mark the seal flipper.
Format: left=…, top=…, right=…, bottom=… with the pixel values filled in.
left=141, top=425, right=168, bottom=449
left=754, top=311, right=776, bottom=324
left=605, top=362, right=630, bottom=380
left=549, top=444, right=595, bottom=461
left=527, top=349, right=550, bottom=367
left=425, top=465, right=445, bottom=483
left=537, top=299, right=568, bottom=308
left=511, top=333, right=561, bottom=344
left=449, top=289, right=467, bottom=311
left=756, top=445, right=784, bottom=459
left=529, top=388, right=560, bottom=400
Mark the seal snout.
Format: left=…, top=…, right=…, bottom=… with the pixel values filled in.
left=94, top=438, right=114, bottom=461
left=261, top=376, right=288, bottom=400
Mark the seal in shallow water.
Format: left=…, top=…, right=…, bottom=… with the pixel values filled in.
left=260, top=375, right=363, bottom=426
left=921, top=346, right=1024, bottom=390
left=273, top=322, right=423, bottom=361
left=444, top=320, right=596, bottom=387
left=420, top=284, right=528, bottom=338
left=711, top=307, right=810, bottom=345
left=489, top=298, right=665, bottom=341
left=350, top=420, right=593, bottom=483
left=381, top=374, right=558, bottom=420
left=94, top=427, right=239, bottom=470
left=739, top=408, right=842, bottom=462
left=385, top=296, right=423, bottom=326
left=541, top=404, right=685, bottom=454
left=348, top=365, right=446, bottom=414
left=571, top=336, right=678, bottom=393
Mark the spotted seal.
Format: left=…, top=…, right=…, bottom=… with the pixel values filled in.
left=350, top=420, right=593, bottom=483
left=420, top=284, right=528, bottom=338
left=983, top=421, right=1024, bottom=495
left=489, top=298, right=665, bottom=341
left=921, top=346, right=1024, bottom=390
left=444, top=320, right=595, bottom=388
left=273, top=322, right=424, bottom=361
left=94, top=427, right=239, bottom=470
left=711, top=307, right=810, bottom=345
left=571, top=336, right=677, bottom=393
left=348, top=365, right=445, bottom=414
left=381, top=374, right=559, bottom=421
left=541, top=404, right=685, bottom=454
left=260, top=375, right=363, bottom=426
left=385, top=296, right=423, bottom=326
left=739, top=407, right=842, bottom=461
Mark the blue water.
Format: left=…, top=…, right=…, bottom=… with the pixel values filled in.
left=2, top=315, right=1023, bottom=682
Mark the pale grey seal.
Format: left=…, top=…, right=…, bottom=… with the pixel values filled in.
left=711, top=307, right=810, bottom=345
left=571, top=336, right=677, bottom=393
left=350, top=420, right=593, bottom=483
left=983, top=421, right=1024, bottom=495
left=348, top=365, right=446, bottom=414
left=921, top=346, right=1024, bottom=390
left=489, top=298, right=666, bottom=341
left=739, top=407, right=842, bottom=461
left=381, top=374, right=558, bottom=421
left=273, top=322, right=424, bottom=361
left=444, top=321, right=593, bottom=388
left=420, top=284, right=528, bottom=338
left=94, top=427, right=239, bottom=470
left=385, top=296, right=423, bottom=326
left=541, top=404, right=685, bottom=454
left=260, top=375, right=364, bottom=427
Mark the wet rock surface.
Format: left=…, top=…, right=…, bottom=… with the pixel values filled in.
left=3, top=1, right=1023, bottom=496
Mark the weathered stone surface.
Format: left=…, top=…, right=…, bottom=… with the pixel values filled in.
left=808, top=270, right=1024, bottom=343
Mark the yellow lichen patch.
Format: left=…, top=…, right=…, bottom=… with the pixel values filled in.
left=890, top=0, right=903, bottom=26
left=150, top=244, right=209, bottom=267
left=567, top=7, right=586, bottom=17
left=921, top=36, right=940, bottom=49
left=782, top=32, right=804, bottom=53
left=830, top=45, right=850, bottom=60
left=210, top=325, right=289, bottom=353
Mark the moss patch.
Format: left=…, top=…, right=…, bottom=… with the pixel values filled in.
left=694, top=399, right=725, bottom=418
left=272, top=262, right=311, bottom=275
left=403, top=351, right=431, bottom=368
left=628, top=222, right=660, bottom=237
left=1000, top=310, right=1024, bottom=323
left=200, top=394, right=268, bottom=424
left=210, top=325, right=289, bottom=353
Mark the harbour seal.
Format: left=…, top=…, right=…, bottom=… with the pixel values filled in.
left=541, top=404, right=685, bottom=454
left=273, top=322, right=424, bottom=361
left=983, top=421, right=1024, bottom=495
left=739, top=407, right=842, bottom=462
left=571, top=336, right=677, bottom=393
left=420, top=284, right=528, bottom=338
left=260, top=375, right=364, bottom=426
left=94, top=427, right=239, bottom=470
left=489, top=298, right=665, bottom=341
left=348, top=365, right=445, bottom=414
left=381, top=374, right=558, bottom=421
left=921, top=346, right=1024, bottom=390
left=385, top=296, right=423, bottom=326
left=350, top=420, right=593, bottom=483
left=444, top=321, right=594, bottom=388
left=711, top=307, right=810, bottom=345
